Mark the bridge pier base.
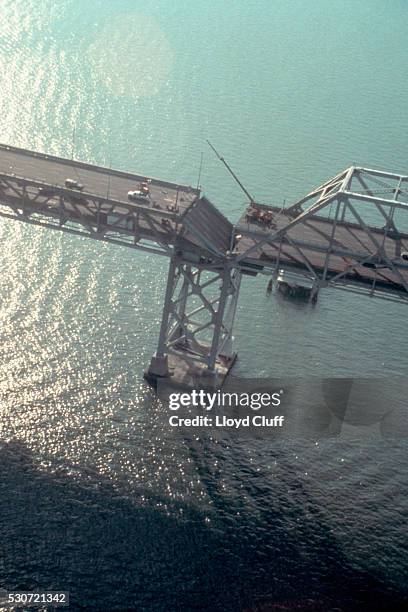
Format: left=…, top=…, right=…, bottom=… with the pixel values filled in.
left=147, top=355, right=170, bottom=378
left=145, top=254, right=241, bottom=389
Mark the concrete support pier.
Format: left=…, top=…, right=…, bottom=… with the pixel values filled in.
left=144, top=352, right=237, bottom=390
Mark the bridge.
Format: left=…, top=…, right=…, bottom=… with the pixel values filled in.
left=1, top=143, right=407, bottom=387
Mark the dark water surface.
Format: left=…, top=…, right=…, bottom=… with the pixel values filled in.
left=0, top=1, right=407, bottom=609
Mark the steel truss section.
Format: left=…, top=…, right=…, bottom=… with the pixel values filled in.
left=152, top=255, right=242, bottom=374
left=0, top=172, right=178, bottom=256
left=236, top=166, right=408, bottom=302
left=2, top=147, right=408, bottom=388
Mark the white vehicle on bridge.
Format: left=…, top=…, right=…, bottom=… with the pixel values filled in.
left=128, top=189, right=149, bottom=202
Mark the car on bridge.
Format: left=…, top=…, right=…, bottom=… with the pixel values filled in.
left=128, top=189, right=149, bottom=202
left=65, top=178, right=83, bottom=190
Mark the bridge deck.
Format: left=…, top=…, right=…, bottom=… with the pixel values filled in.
left=236, top=205, right=408, bottom=292
left=1, top=143, right=408, bottom=295
left=0, top=143, right=203, bottom=255
left=0, top=143, right=198, bottom=212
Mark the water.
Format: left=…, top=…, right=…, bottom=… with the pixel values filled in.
left=0, top=1, right=407, bottom=609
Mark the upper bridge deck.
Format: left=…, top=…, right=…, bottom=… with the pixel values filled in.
left=234, top=164, right=408, bottom=298
left=236, top=205, right=408, bottom=292
left=1, top=144, right=407, bottom=300
left=0, top=143, right=202, bottom=256
left=0, top=143, right=198, bottom=213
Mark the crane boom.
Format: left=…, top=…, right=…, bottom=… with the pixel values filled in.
left=206, top=140, right=255, bottom=204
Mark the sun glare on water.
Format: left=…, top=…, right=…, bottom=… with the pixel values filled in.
left=88, top=13, right=174, bottom=99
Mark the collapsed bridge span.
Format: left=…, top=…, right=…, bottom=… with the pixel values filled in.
left=1, top=143, right=407, bottom=387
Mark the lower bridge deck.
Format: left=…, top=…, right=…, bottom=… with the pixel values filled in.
left=236, top=204, right=408, bottom=294
left=1, top=143, right=407, bottom=387
left=2, top=143, right=408, bottom=298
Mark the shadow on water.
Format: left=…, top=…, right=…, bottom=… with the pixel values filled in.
left=0, top=439, right=406, bottom=611
left=184, top=434, right=407, bottom=612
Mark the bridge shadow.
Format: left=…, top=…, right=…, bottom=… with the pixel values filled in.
left=0, top=439, right=405, bottom=611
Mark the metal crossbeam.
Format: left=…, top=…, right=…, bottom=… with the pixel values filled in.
left=153, top=257, right=241, bottom=374
left=1, top=143, right=408, bottom=386
left=0, top=173, right=185, bottom=256
left=236, top=166, right=408, bottom=304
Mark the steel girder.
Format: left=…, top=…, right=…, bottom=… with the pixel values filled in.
left=154, top=255, right=242, bottom=372
left=236, top=166, right=408, bottom=302
left=0, top=172, right=179, bottom=256
left=2, top=158, right=408, bottom=384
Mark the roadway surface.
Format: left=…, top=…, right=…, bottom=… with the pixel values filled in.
left=1, top=143, right=408, bottom=292
left=236, top=205, right=408, bottom=291
left=0, top=143, right=199, bottom=214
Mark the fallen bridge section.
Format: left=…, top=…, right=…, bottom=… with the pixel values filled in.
left=1, top=145, right=408, bottom=390
left=0, top=143, right=237, bottom=388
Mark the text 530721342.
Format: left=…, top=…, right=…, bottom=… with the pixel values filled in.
left=0, top=591, right=69, bottom=608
